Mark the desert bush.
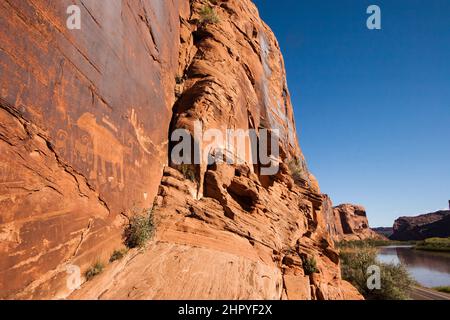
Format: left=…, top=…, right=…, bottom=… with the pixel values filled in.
left=199, top=5, right=219, bottom=25
left=85, top=262, right=104, bottom=281
left=287, top=158, right=309, bottom=185
left=124, top=208, right=155, bottom=249
left=302, top=256, right=318, bottom=275
left=340, top=245, right=413, bottom=300
left=179, top=164, right=196, bottom=181
left=109, top=248, right=128, bottom=263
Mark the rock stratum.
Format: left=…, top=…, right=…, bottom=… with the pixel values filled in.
left=322, top=197, right=382, bottom=242
left=390, top=210, right=450, bottom=241
left=0, top=0, right=362, bottom=300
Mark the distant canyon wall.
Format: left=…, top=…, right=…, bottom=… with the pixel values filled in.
left=390, top=210, right=450, bottom=241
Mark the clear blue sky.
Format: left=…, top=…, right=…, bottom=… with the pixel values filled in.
left=253, top=0, right=450, bottom=227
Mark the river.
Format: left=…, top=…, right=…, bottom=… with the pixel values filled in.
left=377, top=246, right=450, bottom=288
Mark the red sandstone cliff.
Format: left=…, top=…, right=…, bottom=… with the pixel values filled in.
left=1, top=0, right=184, bottom=299
left=322, top=196, right=383, bottom=242
left=0, top=0, right=361, bottom=300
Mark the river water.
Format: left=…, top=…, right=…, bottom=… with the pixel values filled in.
left=377, top=246, right=450, bottom=288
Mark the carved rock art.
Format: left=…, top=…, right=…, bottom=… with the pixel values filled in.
left=76, top=113, right=125, bottom=190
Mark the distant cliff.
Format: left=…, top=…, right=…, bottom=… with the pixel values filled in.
left=322, top=196, right=383, bottom=242
left=390, top=210, right=450, bottom=241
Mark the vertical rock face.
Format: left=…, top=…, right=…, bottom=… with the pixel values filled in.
left=390, top=210, right=450, bottom=241
left=172, top=0, right=306, bottom=198
left=1, top=0, right=362, bottom=299
left=0, top=0, right=185, bottom=299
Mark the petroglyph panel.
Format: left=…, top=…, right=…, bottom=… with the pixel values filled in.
left=0, top=0, right=184, bottom=298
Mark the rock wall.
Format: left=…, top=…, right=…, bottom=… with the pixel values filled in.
left=322, top=199, right=382, bottom=242
left=390, top=210, right=450, bottom=241
left=0, top=0, right=362, bottom=300
left=70, top=166, right=361, bottom=300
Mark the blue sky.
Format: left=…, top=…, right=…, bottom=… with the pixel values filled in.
left=253, top=0, right=450, bottom=227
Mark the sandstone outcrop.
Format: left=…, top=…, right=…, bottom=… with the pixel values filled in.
left=390, top=210, right=450, bottom=241
left=71, top=166, right=361, bottom=300
left=322, top=197, right=382, bottom=242
left=1, top=0, right=362, bottom=300
left=0, top=0, right=184, bottom=299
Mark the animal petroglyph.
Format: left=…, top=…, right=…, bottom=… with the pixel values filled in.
left=76, top=113, right=125, bottom=189
left=130, top=109, right=167, bottom=155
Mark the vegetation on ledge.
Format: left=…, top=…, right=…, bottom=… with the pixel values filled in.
left=109, top=248, right=129, bottom=263
left=124, top=208, right=155, bottom=249
left=199, top=5, right=220, bottom=25
left=287, top=158, right=309, bottom=186
left=302, top=256, right=318, bottom=275
left=179, top=164, right=196, bottom=182
left=85, top=262, right=104, bottom=281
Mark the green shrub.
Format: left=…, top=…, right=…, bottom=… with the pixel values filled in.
left=302, top=256, right=318, bottom=275
left=415, top=237, right=450, bottom=252
left=109, top=248, right=128, bottom=263
left=199, top=5, right=219, bottom=25
left=434, top=286, right=450, bottom=294
left=85, top=262, right=104, bottom=281
left=340, top=245, right=413, bottom=300
left=179, top=164, right=196, bottom=181
left=124, top=209, right=155, bottom=249
left=287, top=158, right=309, bottom=185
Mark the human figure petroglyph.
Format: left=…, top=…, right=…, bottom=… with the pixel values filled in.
left=55, top=129, right=69, bottom=158
left=74, top=135, right=92, bottom=163
left=76, top=113, right=125, bottom=189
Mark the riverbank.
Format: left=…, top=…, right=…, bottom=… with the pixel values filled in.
left=414, top=237, right=450, bottom=252
left=337, top=237, right=450, bottom=252
left=337, top=239, right=450, bottom=299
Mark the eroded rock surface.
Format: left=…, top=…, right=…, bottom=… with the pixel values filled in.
left=390, top=210, right=450, bottom=241
left=71, top=166, right=361, bottom=300
left=1, top=0, right=362, bottom=300
left=0, top=0, right=184, bottom=299
left=323, top=198, right=382, bottom=242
